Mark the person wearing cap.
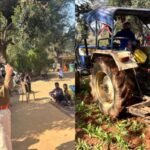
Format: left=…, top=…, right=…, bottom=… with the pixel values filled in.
left=0, top=64, right=13, bottom=150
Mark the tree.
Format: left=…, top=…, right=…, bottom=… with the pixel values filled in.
left=0, top=0, right=18, bottom=62
left=131, top=0, right=150, bottom=8
left=5, top=0, right=74, bottom=74
left=0, top=0, right=17, bottom=24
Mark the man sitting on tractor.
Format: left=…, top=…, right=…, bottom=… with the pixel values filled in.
left=115, top=22, right=136, bottom=49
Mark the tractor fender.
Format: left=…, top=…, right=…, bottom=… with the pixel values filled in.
left=91, top=50, right=138, bottom=71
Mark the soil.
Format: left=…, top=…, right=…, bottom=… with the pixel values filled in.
left=11, top=72, right=75, bottom=150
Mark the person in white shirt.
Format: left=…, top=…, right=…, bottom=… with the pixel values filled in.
left=79, top=48, right=86, bottom=67
left=57, top=68, right=64, bottom=79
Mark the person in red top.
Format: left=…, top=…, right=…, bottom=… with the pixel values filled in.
left=0, top=64, right=13, bottom=150
left=63, top=64, right=68, bottom=72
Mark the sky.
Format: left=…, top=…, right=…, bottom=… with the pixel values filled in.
left=68, top=2, right=75, bottom=26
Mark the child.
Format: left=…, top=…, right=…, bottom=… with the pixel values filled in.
left=63, top=64, right=68, bottom=72
left=57, top=68, right=64, bottom=79
left=63, top=84, right=72, bottom=104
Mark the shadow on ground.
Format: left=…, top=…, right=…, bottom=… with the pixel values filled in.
left=55, top=140, right=75, bottom=150
left=12, top=137, right=39, bottom=150
left=11, top=93, right=74, bottom=150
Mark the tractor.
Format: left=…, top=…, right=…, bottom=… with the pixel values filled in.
left=76, top=7, right=150, bottom=120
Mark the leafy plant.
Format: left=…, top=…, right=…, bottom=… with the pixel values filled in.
left=115, top=134, right=129, bottom=150
left=96, top=118, right=103, bottom=125
left=94, top=127, right=105, bottom=139
left=130, top=120, right=145, bottom=133
left=91, top=144, right=103, bottom=150
left=76, top=101, right=85, bottom=112
left=82, top=123, right=97, bottom=138
left=76, top=121, right=86, bottom=129
left=84, top=110, right=92, bottom=118
left=76, top=138, right=90, bottom=150
left=102, top=115, right=112, bottom=123
left=115, top=120, right=129, bottom=136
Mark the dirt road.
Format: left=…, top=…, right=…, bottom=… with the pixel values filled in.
left=11, top=72, right=75, bottom=150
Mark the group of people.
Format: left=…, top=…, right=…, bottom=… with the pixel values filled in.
left=49, top=82, right=72, bottom=106
left=0, top=64, right=34, bottom=150
left=19, top=73, right=32, bottom=102
left=13, top=72, right=32, bottom=102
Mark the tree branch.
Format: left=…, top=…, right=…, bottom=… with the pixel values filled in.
left=3, top=23, right=12, bottom=40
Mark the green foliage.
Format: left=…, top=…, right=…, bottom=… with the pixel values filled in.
left=3, top=0, right=73, bottom=74
left=0, top=0, right=17, bottom=24
left=82, top=123, right=96, bottom=138
left=0, top=12, right=7, bottom=31
left=136, top=144, right=145, bottom=150
left=115, top=120, right=130, bottom=136
left=92, top=144, right=103, bottom=150
left=107, top=0, right=150, bottom=8
left=0, top=0, right=74, bottom=74
left=11, top=1, right=52, bottom=48
left=76, top=101, right=86, bottom=112
left=7, top=45, right=49, bottom=74
left=107, top=0, right=131, bottom=6
left=114, top=134, right=129, bottom=150
left=129, top=120, right=145, bottom=133
left=131, top=0, right=150, bottom=8
left=83, top=124, right=112, bottom=146
left=76, top=138, right=90, bottom=150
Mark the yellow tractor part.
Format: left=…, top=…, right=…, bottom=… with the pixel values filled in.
left=134, top=49, right=147, bottom=63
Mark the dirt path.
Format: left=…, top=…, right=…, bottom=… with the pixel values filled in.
left=11, top=72, right=75, bottom=150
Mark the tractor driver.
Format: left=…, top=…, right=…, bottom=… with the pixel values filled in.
left=115, top=22, right=136, bottom=50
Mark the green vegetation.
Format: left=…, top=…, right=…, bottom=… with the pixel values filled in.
left=76, top=138, right=91, bottom=150
left=0, top=0, right=74, bottom=74
left=75, top=77, right=148, bottom=150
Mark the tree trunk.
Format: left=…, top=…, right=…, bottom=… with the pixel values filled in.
left=0, top=39, right=7, bottom=63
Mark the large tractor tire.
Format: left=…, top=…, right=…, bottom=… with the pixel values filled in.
left=90, top=56, right=135, bottom=118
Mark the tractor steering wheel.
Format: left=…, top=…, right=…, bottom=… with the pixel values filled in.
left=113, top=37, right=129, bottom=49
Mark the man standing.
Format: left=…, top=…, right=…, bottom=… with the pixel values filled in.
left=0, top=64, right=13, bottom=150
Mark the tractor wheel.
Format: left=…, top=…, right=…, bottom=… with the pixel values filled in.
left=90, top=56, right=135, bottom=118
